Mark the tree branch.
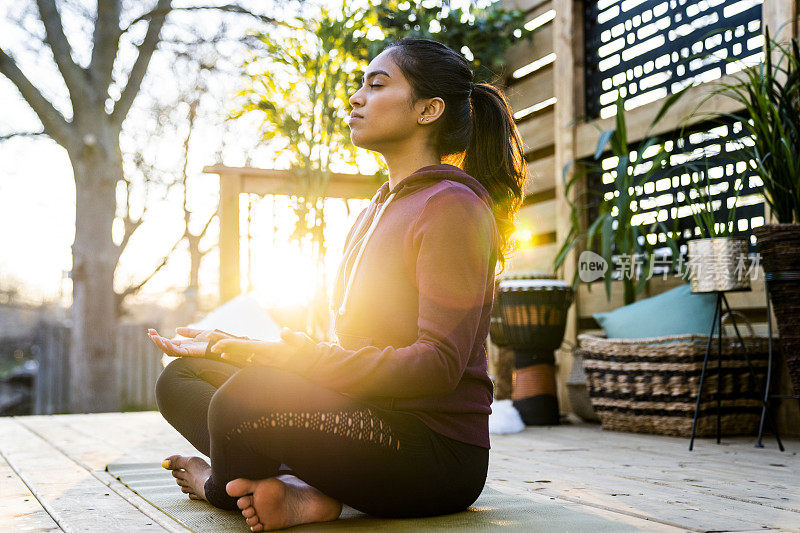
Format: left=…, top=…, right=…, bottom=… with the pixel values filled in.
left=35, top=0, right=88, bottom=105
left=197, top=212, right=216, bottom=240
left=114, top=216, right=144, bottom=264
left=110, top=0, right=172, bottom=127
left=89, top=0, right=122, bottom=95
left=198, top=243, right=216, bottom=257
left=116, top=235, right=182, bottom=301
left=112, top=3, right=282, bottom=127
left=0, top=131, right=46, bottom=141
left=181, top=98, right=198, bottom=219
left=121, top=4, right=278, bottom=33
left=0, top=47, right=71, bottom=145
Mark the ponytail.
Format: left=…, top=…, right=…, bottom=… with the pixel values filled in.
left=385, top=38, right=527, bottom=272
left=462, top=83, right=527, bottom=272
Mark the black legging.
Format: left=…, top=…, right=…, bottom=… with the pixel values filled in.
left=154, top=356, right=489, bottom=517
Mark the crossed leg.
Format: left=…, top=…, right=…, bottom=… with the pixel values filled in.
left=155, top=357, right=335, bottom=529
left=155, top=357, right=488, bottom=530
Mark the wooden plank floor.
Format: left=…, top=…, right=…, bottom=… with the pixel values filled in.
left=0, top=412, right=797, bottom=532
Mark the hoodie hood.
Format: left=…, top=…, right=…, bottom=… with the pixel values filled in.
left=331, top=164, right=493, bottom=320
left=374, top=163, right=493, bottom=209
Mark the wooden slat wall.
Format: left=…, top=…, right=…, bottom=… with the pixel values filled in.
left=496, top=0, right=581, bottom=412
left=500, top=0, right=559, bottom=269
left=498, top=0, right=800, bottom=428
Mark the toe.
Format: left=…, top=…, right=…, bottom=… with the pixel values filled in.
left=227, top=478, right=255, bottom=498
left=251, top=523, right=264, bottom=532
left=236, top=495, right=253, bottom=510
left=246, top=515, right=259, bottom=526
left=169, top=455, right=189, bottom=469
left=241, top=507, right=256, bottom=518
left=163, top=455, right=183, bottom=470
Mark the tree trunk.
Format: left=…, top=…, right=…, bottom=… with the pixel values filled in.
left=68, top=145, right=122, bottom=413
left=184, top=234, right=202, bottom=323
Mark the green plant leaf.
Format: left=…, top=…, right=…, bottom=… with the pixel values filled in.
left=601, top=214, right=614, bottom=300
left=650, top=85, right=692, bottom=130
left=595, top=130, right=614, bottom=160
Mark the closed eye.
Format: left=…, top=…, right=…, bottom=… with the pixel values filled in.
left=369, top=84, right=382, bottom=88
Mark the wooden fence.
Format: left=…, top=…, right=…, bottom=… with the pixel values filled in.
left=36, top=322, right=164, bottom=414
left=35, top=323, right=70, bottom=415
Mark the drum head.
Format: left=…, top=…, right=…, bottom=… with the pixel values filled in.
left=498, top=279, right=571, bottom=291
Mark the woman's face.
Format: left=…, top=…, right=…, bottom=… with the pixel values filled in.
left=347, top=50, right=436, bottom=152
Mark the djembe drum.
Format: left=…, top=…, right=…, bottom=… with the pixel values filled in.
left=495, top=279, right=574, bottom=425
left=488, top=278, right=514, bottom=399
left=489, top=273, right=553, bottom=399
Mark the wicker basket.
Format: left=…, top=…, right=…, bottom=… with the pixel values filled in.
left=577, top=324, right=774, bottom=437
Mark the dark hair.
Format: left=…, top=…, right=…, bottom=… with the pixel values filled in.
left=384, top=37, right=527, bottom=272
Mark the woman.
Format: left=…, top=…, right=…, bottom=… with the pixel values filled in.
left=148, top=37, right=526, bottom=531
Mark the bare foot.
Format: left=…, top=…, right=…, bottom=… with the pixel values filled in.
left=226, top=474, right=342, bottom=531
left=162, top=455, right=212, bottom=501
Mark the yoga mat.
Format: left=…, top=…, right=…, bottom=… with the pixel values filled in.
left=106, top=462, right=642, bottom=532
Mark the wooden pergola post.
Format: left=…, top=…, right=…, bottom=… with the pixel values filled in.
left=204, top=165, right=380, bottom=304
left=217, top=172, right=243, bottom=305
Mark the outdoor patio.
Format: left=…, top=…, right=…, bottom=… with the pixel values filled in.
left=1, top=411, right=797, bottom=532
left=2, top=0, right=800, bottom=531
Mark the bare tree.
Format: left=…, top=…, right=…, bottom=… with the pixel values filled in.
left=114, top=46, right=250, bottom=320
left=0, top=1, right=282, bottom=412
left=178, top=95, right=225, bottom=323
left=112, top=121, right=180, bottom=317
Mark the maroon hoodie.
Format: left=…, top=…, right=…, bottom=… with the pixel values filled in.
left=284, top=163, right=498, bottom=448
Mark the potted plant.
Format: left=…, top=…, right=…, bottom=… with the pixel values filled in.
left=554, top=91, right=684, bottom=423
left=555, top=91, right=683, bottom=305
left=705, top=29, right=800, bottom=393
left=680, top=162, right=750, bottom=293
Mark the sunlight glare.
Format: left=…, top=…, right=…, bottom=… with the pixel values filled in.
left=512, top=225, right=534, bottom=249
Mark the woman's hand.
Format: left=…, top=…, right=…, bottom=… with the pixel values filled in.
left=147, top=328, right=235, bottom=358
left=175, top=327, right=238, bottom=344
left=209, top=327, right=316, bottom=368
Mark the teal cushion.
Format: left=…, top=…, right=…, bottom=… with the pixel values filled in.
left=593, top=283, right=717, bottom=339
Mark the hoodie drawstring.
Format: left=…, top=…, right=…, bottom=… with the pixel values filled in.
left=331, top=189, right=383, bottom=308
left=337, top=191, right=397, bottom=317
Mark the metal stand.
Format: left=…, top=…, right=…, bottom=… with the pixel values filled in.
left=755, top=271, right=800, bottom=449
left=688, top=290, right=782, bottom=451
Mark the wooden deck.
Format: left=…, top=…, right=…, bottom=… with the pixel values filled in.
left=0, top=412, right=797, bottom=532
